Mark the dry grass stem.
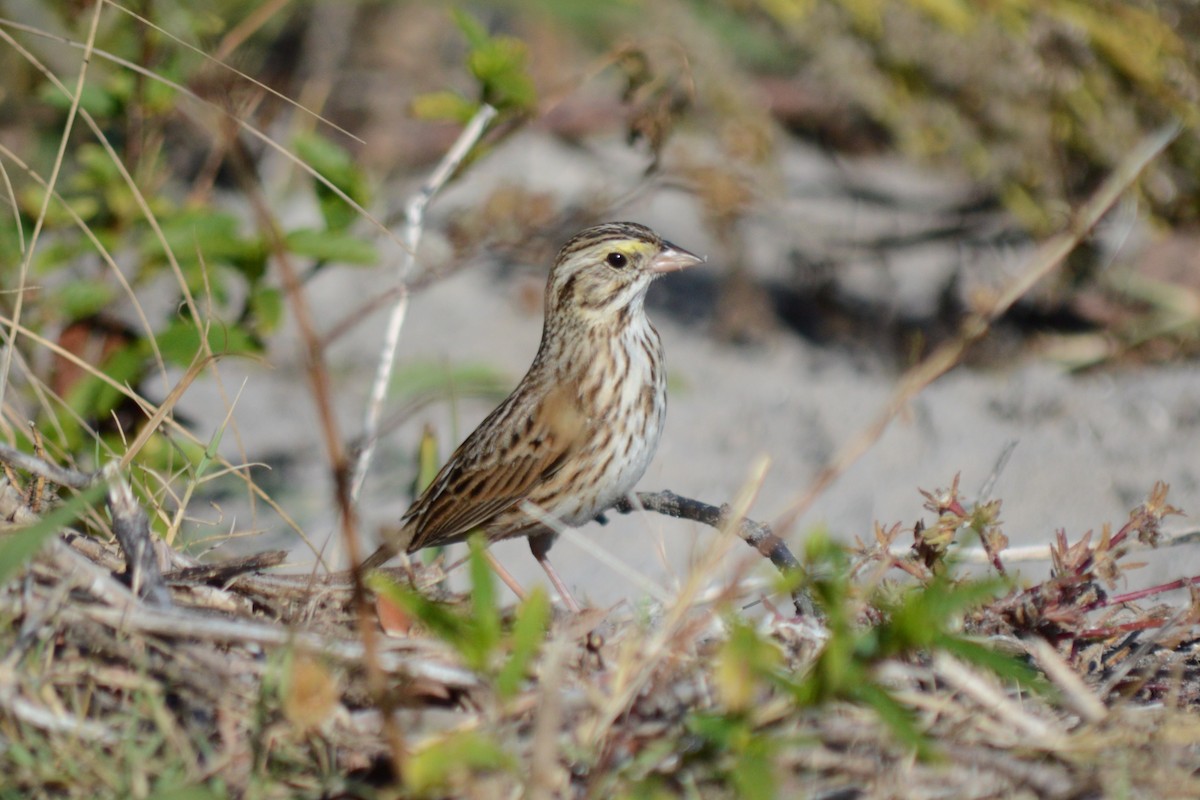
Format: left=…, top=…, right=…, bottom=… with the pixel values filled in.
left=2, top=470, right=1200, bottom=796
left=0, top=2, right=103, bottom=405
left=1025, top=636, right=1108, bottom=724
left=350, top=102, right=498, bottom=501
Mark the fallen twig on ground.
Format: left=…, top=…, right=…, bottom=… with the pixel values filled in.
left=2, top=471, right=1200, bottom=797
left=0, top=444, right=171, bottom=605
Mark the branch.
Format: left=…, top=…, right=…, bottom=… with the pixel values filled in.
left=165, top=549, right=288, bottom=584
left=0, top=444, right=171, bottom=606
left=0, top=442, right=93, bottom=489
left=103, top=463, right=172, bottom=607
left=350, top=102, right=498, bottom=501
left=613, top=490, right=813, bottom=616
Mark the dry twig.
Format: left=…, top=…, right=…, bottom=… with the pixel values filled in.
left=0, top=444, right=171, bottom=605
left=350, top=102, right=498, bottom=500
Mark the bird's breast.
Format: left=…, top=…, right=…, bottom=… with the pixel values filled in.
left=541, top=321, right=667, bottom=526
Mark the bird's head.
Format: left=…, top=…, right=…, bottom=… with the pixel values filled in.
left=545, top=222, right=703, bottom=325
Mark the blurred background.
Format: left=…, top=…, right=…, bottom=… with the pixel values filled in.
left=2, top=0, right=1199, bottom=607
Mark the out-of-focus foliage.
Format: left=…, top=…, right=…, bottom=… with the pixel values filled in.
left=370, top=536, right=552, bottom=700
left=0, top=3, right=377, bottom=463
left=410, top=9, right=538, bottom=121
left=3, top=0, right=1196, bottom=460
left=719, top=0, right=1200, bottom=230
left=514, top=0, right=1198, bottom=229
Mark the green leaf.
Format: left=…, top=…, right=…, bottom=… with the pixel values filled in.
left=369, top=574, right=464, bottom=638
left=146, top=785, right=225, bottom=800
left=154, top=319, right=258, bottom=367
left=854, top=682, right=933, bottom=759
left=191, top=405, right=232, bottom=484
left=19, top=186, right=98, bottom=230
left=62, top=342, right=145, bottom=425
left=495, top=588, right=549, bottom=699
left=149, top=209, right=264, bottom=269
left=448, top=9, right=537, bottom=113
left=411, top=91, right=480, bottom=124
left=0, top=482, right=107, bottom=586
left=716, top=617, right=782, bottom=711
left=450, top=8, right=491, bottom=50
left=469, top=37, right=537, bottom=111
left=935, top=636, right=1044, bottom=694
left=138, top=74, right=182, bottom=116
left=404, top=730, right=513, bottom=795
left=686, top=711, right=743, bottom=748
left=75, top=144, right=123, bottom=185
left=248, top=286, right=283, bottom=335
left=390, top=361, right=512, bottom=404
left=37, top=82, right=119, bottom=117
left=7, top=739, right=34, bottom=767
left=468, top=37, right=519, bottom=84
left=491, top=72, right=537, bottom=112
left=415, top=426, right=441, bottom=496
left=56, top=280, right=116, bottom=320
left=877, top=573, right=1006, bottom=657
left=284, top=228, right=378, bottom=265
left=908, top=0, right=975, bottom=34
left=468, top=535, right=500, bottom=664
left=133, top=433, right=207, bottom=479
left=292, top=131, right=359, bottom=189
left=731, top=738, right=776, bottom=800
left=292, top=131, right=370, bottom=232
left=368, top=573, right=476, bottom=663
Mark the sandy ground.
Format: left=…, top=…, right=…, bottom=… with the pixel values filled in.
left=178, top=130, right=1200, bottom=609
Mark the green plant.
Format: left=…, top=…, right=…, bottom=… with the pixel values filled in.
left=370, top=537, right=551, bottom=700
left=368, top=537, right=550, bottom=794
left=2, top=4, right=379, bottom=467
left=410, top=9, right=539, bottom=124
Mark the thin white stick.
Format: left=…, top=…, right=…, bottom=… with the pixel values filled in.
left=0, top=689, right=116, bottom=743
left=350, top=103, right=498, bottom=501
left=932, top=652, right=1060, bottom=745
left=1024, top=636, right=1107, bottom=723
left=60, top=600, right=479, bottom=690
left=889, top=526, right=1200, bottom=564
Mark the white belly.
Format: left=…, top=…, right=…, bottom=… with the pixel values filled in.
left=553, top=323, right=666, bottom=526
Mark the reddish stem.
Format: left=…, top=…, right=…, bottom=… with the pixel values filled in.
left=1079, top=617, right=1170, bottom=639
left=890, top=557, right=926, bottom=580
left=1104, top=575, right=1200, bottom=607
left=1107, top=517, right=1140, bottom=549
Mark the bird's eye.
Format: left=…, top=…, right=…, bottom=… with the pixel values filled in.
left=606, top=252, right=628, bottom=268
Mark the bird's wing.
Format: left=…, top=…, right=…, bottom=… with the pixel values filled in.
left=401, top=384, right=585, bottom=552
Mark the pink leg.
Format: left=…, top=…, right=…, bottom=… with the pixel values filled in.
left=484, top=551, right=528, bottom=602
left=529, top=533, right=582, bottom=613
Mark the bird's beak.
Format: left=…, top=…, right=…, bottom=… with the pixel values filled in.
left=650, top=241, right=705, bottom=274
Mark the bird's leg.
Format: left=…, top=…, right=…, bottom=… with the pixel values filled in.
left=528, top=533, right=583, bottom=613
left=484, top=551, right=528, bottom=602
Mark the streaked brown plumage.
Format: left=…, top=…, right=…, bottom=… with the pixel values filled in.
left=364, top=222, right=702, bottom=609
